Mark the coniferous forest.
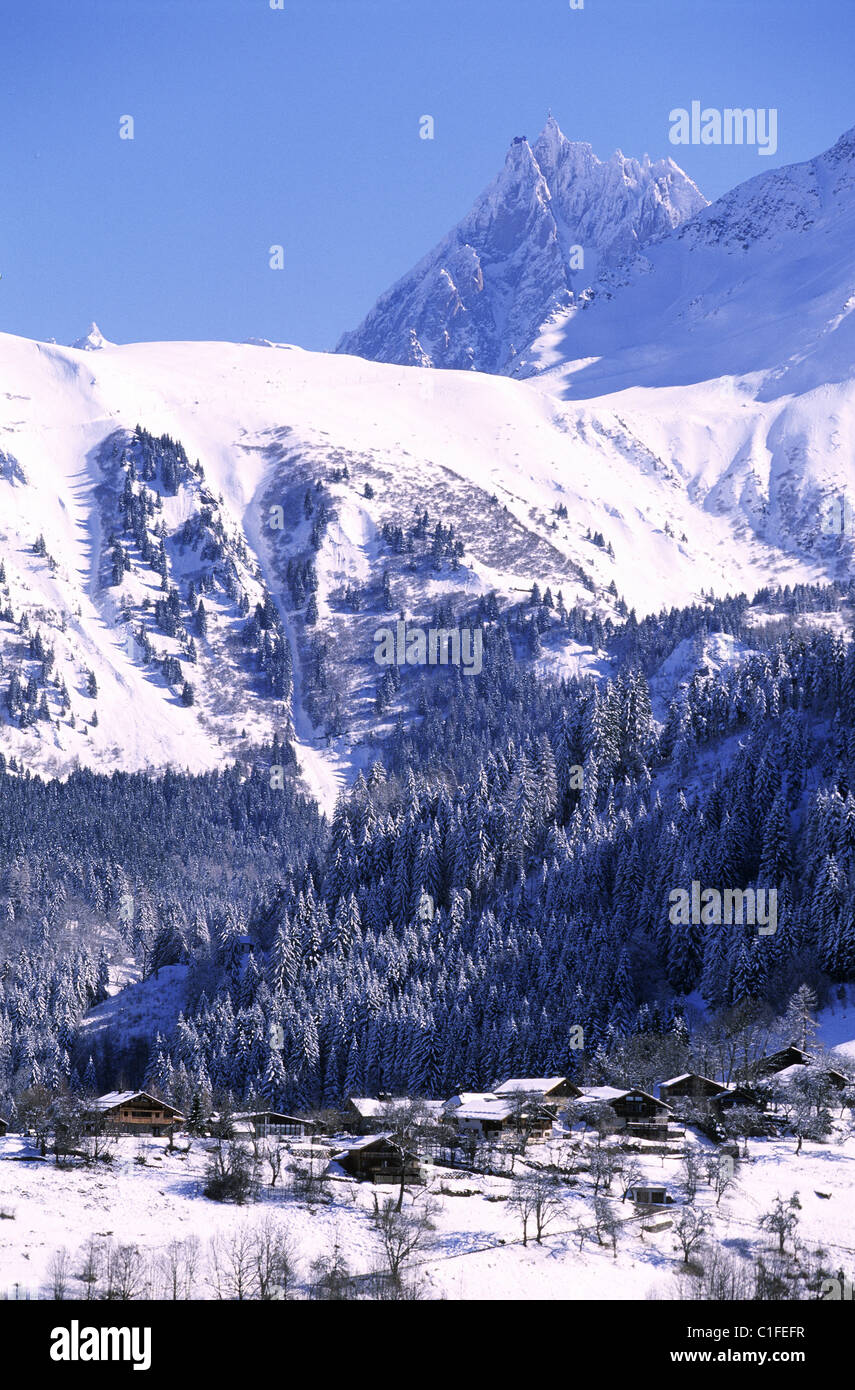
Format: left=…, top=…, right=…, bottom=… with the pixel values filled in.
left=2, top=583, right=854, bottom=1122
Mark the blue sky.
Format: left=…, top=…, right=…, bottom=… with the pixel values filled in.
left=1, top=0, right=852, bottom=351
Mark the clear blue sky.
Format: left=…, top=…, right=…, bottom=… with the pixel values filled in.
left=1, top=0, right=852, bottom=351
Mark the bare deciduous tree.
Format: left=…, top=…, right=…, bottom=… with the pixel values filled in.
left=252, top=1215, right=298, bottom=1300
left=759, top=1193, right=801, bottom=1254
left=102, top=1239, right=150, bottom=1301
left=372, top=1195, right=435, bottom=1285
left=673, top=1207, right=711, bottom=1264
left=704, top=1153, right=737, bottom=1206
left=592, top=1195, right=620, bottom=1256
left=46, top=1246, right=70, bottom=1300
left=156, top=1237, right=201, bottom=1300
left=208, top=1225, right=258, bottom=1300
left=261, top=1138, right=286, bottom=1189
left=679, top=1149, right=703, bottom=1204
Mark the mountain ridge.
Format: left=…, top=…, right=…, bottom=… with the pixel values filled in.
left=336, top=115, right=706, bottom=374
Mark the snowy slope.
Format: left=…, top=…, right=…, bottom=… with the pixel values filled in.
left=509, top=125, right=855, bottom=569
left=0, top=328, right=834, bottom=798
left=2, top=1121, right=854, bottom=1301
left=521, top=124, right=855, bottom=396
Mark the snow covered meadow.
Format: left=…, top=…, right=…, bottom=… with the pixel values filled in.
left=3, top=1039, right=855, bottom=1303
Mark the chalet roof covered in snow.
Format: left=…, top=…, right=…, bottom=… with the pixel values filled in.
left=90, top=1090, right=178, bottom=1112
left=331, top=1132, right=395, bottom=1161
left=576, top=1086, right=630, bottom=1102
left=348, top=1097, right=403, bottom=1118
left=444, top=1091, right=499, bottom=1110
left=494, top=1076, right=567, bottom=1095
left=453, top=1099, right=518, bottom=1121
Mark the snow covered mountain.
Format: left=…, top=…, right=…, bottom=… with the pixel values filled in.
left=0, top=329, right=829, bottom=798
left=520, top=123, right=855, bottom=394
left=1, top=128, right=854, bottom=799
left=71, top=321, right=111, bottom=351
left=336, top=116, right=706, bottom=374
left=512, top=123, right=855, bottom=570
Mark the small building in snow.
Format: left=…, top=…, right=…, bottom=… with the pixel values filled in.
left=755, top=1046, right=813, bottom=1077
left=658, top=1074, right=729, bottom=1104
left=575, top=1087, right=679, bottom=1138
left=330, top=1133, right=423, bottom=1184
left=0, top=1116, right=8, bottom=1137
left=86, top=1091, right=184, bottom=1136
left=443, top=1093, right=554, bottom=1142
left=233, top=1111, right=318, bottom=1139
left=494, top=1076, right=582, bottom=1107
left=625, top=1185, right=675, bottom=1207
left=345, top=1096, right=443, bottom=1134
left=711, top=1084, right=766, bottom=1114
left=577, top=1086, right=671, bottom=1122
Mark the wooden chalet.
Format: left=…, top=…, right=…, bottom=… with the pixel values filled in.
left=765, top=1062, right=848, bottom=1092
left=754, top=1046, right=848, bottom=1090
left=658, top=1074, right=729, bottom=1104
left=494, top=1076, right=582, bottom=1108
left=710, top=1084, right=766, bottom=1114
left=576, top=1086, right=679, bottom=1138
left=578, top=1086, right=671, bottom=1122
left=331, top=1134, right=423, bottom=1184
left=86, top=1091, right=184, bottom=1135
left=755, top=1046, right=813, bottom=1077
left=233, top=1111, right=318, bottom=1139
left=443, top=1093, right=554, bottom=1142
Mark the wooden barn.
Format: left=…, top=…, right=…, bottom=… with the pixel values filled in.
left=86, top=1091, right=184, bottom=1136
left=659, top=1074, right=729, bottom=1104
left=766, top=1062, right=848, bottom=1092
left=345, top=1096, right=443, bottom=1134
left=331, top=1134, right=423, bottom=1184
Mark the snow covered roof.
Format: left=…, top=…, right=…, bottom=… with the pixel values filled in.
left=454, top=1101, right=517, bottom=1121
left=494, top=1076, right=566, bottom=1095
left=90, top=1090, right=180, bottom=1112
left=769, top=1064, right=813, bottom=1084
left=577, top=1086, right=668, bottom=1108
left=659, top=1073, right=727, bottom=1092
left=331, top=1132, right=394, bottom=1161
left=577, top=1086, right=629, bottom=1102
left=233, top=1111, right=310, bottom=1124
left=443, top=1092, right=499, bottom=1110
left=348, top=1096, right=408, bottom=1118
